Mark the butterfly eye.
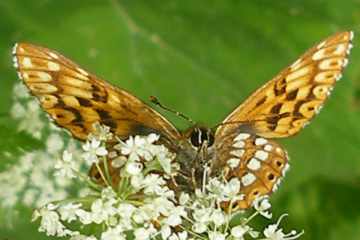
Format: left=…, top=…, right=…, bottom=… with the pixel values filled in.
left=190, top=128, right=202, bottom=147
left=190, top=128, right=215, bottom=147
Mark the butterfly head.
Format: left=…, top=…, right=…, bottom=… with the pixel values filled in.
left=188, top=126, right=215, bottom=149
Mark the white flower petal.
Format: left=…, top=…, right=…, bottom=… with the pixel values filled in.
left=126, top=162, right=143, bottom=175
left=192, top=222, right=207, bottom=233
left=179, top=193, right=189, bottom=205
left=91, top=139, right=101, bottom=148
left=96, top=147, right=108, bottom=156
left=209, top=232, right=226, bottom=240
left=161, top=225, right=171, bottom=240
left=231, top=225, right=249, bottom=238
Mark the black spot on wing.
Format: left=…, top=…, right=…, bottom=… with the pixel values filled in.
left=97, top=109, right=111, bottom=119
left=265, top=112, right=292, bottom=131
left=91, top=83, right=108, bottom=102
left=286, top=89, right=298, bottom=100
left=53, top=94, right=66, bottom=108
left=294, top=100, right=307, bottom=115
left=101, top=119, right=117, bottom=129
left=256, top=96, right=267, bottom=107
left=270, top=103, right=282, bottom=114
left=91, top=84, right=101, bottom=92
left=96, top=109, right=117, bottom=129
left=66, top=106, right=83, bottom=123
left=77, top=97, right=92, bottom=107
left=266, top=116, right=279, bottom=131
left=274, top=78, right=287, bottom=96
left=133, top=125, right=161, bottom=136
left=93, top=93, right=107, bottom=102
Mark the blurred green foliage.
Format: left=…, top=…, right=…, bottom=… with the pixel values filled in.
left=0, top=1, right=360, bottom=239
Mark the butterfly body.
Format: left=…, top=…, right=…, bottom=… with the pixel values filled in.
left=161, top=126, right=214, bottom=191
left=12, top=31, right=354, bottom=209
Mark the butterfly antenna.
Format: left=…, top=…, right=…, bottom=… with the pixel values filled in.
left=149, top=96, right=195, bottom=125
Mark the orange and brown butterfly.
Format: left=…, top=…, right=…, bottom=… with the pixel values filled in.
left=12, top=31, right=353, bottom=209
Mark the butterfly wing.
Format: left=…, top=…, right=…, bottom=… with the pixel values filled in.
left=212, top=31, right=354, bottom=209
left=212, top=132, right=289, bottom=209
left=12, top=43, right=181, bottom=142
left=215, top=31, right=353, bottom=139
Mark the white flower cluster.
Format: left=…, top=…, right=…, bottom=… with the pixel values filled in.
left=0, top=83, right=85, bottom=226
left=0, top=133, right=82, bottom=210
left=32, top=128, right=303, bottom=240
left=116, top=133, right=175, bottom=175
left=10, top=82, right=45, bottom=139
left=33, top=130, right=182, bottom=240
left=5, top=83, right=304, bottom=239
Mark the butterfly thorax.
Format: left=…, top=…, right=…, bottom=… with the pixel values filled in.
left=172, top=126, right=216, bottom=191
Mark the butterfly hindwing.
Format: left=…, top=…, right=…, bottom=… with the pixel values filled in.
left=12, top=43, right=181, bottom=142
left=212, top=132, right=289, bottom=209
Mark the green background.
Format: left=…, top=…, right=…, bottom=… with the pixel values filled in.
left=1, top=1, right=360, bottom=239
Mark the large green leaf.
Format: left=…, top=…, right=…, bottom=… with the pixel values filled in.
left=0, top=1, right=360, bottom=239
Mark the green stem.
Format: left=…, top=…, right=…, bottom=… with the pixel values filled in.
left=178, top=225, right=207, bottom=240
left=242, top=211, right=259, bottom=226
left=102, top=156, right=112, bottom=184
left=76, top=171, right=102, bottom=191
left=96, top=162, right=111, bottom=187
left=224, top=199, right=235, bottom=232
left=45, top=195, right=99, bottom=208
left=124, top=199, right=144, bottom=207
left=118, top=176, right=128, bottom=195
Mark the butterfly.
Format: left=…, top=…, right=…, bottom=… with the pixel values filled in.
left=12, top=31, right=353, bottom=209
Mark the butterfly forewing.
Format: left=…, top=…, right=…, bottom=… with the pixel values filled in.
left=215, top=31, right=353, bottom=139
left=12, top=43, right=181, bottom=142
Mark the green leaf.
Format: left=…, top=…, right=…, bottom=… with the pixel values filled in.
left=275, top=177, right=360, bottom=240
